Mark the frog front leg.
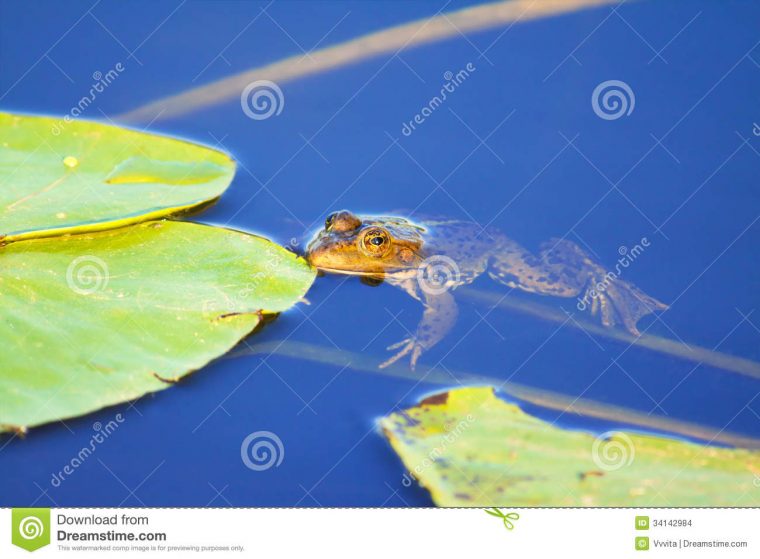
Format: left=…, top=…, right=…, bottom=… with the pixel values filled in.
left=488, top=238, right=667, bottom=335
left=379, top=282, right=458, bottom=370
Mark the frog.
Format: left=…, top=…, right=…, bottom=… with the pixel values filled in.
left=306, top=210, right=668, bottom=369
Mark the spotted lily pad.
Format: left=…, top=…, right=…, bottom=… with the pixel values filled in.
left=379, top=387, right=760, bottom=506
left=0, top=112, right=235, bottom=243
left=0, top=221, right=315, bottom=431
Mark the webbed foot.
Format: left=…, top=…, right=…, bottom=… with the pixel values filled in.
left=379, top=337, right=425, bottom=370
left=580, top=276, right=668, bottom=336
left=551, top=238, right=668, bottom=335
left=489, top=237, right=668, bottom=336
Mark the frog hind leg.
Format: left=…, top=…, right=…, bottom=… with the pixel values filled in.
left=488, top=238, right=668, bottom=335
left=380, top=285, right=458, bottom=370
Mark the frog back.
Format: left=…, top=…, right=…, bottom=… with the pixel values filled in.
left=418, top=217, right=508, bottom=288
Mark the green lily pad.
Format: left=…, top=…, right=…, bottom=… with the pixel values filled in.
left=379, top=387, right=760, bottom=506
left=0, top=112, right=235, bottom=243
left=0, top=220, right=315, bottom=431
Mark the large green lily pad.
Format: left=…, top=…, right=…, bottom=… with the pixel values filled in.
left=380, top=387, right=760, bottom=506
left=0, top=112, right=235, bottom=242
left=0, top=220, right=315, bottom=431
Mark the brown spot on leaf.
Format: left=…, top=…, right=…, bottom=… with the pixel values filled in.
left=420, top=392, right=450, bottom=406
left=1, top=424, right=27, bottom=438
left=152, top=372, right=180, bottom=384
left=218, top=310, right=264, bottom=321
left=578, top=470, right=605, bottom=481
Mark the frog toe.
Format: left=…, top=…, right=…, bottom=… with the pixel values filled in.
left=597, top=293, right=616, bottom=328
left=380, top=337, right=424, bottom=370
left=380, top=338, right=414, bottom=369
left=386, top=339, right=412, bottom=351
left=585, top=280, right=667, bottom=336
left=409, top=344, right=424, bottom=370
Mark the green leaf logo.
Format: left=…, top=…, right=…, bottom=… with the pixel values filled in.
left=11, top=508, right=50, bottom=552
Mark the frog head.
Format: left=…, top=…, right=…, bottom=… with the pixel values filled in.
left=306, top=210, right=425, bottom=276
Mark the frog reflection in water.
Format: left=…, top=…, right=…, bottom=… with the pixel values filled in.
left=306, top=211, right=667, bottom=369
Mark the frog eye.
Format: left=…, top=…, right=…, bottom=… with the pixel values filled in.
left=325, top=212, right=338, bottom=230
left=361, top=228, right=392, bottom=257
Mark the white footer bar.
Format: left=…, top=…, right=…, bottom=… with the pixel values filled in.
left=1, top=508, right=757, bottom=558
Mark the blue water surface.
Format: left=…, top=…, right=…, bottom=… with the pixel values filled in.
left=1, top=0, right=760, bottom=506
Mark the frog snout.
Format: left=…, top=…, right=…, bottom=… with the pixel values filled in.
left=304, top=235, right=333, bottom=266
left=305, top=234, right=355, bottom=270
left=304, top=236, right=324, bottom=264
